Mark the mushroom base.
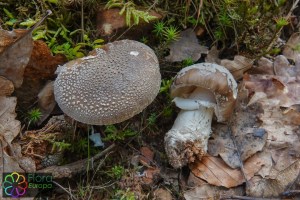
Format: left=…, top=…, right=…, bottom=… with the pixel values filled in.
left=164, top=107, right=213, bottom=168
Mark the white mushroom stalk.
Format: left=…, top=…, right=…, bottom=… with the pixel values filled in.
left=164, top=63, right=237, bottom=168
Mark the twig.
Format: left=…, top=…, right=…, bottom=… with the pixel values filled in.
left=52, top=180, right=78, bottom=200
left=281, top=190, right=300, bottom=197
left=37, top=144, right=116, bottom=178
left=265, top=0, right=300, bottom=53
left=81, top=0, right=84, bottom=42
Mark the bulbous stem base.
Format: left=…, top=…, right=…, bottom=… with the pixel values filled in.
left=164, top=106, right=213, bottom=168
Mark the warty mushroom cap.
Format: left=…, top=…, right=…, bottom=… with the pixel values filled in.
left=54, top=40, right=161, bottom=125
left=171, top=63, right=237, bottom=122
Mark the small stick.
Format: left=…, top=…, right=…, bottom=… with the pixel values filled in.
left=52, top=180, right=78, bottom=200
left=37, top=144, right=116, bottom=178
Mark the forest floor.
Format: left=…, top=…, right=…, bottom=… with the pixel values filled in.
left=0, top=1, right=300, bottom=200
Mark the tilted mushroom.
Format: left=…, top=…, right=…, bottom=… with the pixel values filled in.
left=54, top=40, right=161, bottom=125
left=165, top=63, right=237, bottom=168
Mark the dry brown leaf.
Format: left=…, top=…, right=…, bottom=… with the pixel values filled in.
left=247, top=160, right=300, bottom=197
left=187, top=172, right=207, bottom=187
left=245, top=74, right=300, bottom=107
left=205, top=45, right=221, bottom=64
left=273, top=55, right=295, bottom=77
left=251, top=55, right=300, bottom=77
left=165, top=28, right=208, bottom=62
left=11, top=143, right=36, bottom=172
left=259, top=106, right=298, bottom=150
left=24, top=40, right=66, bottom=79
left=141, top=167, right=161, bottom=185
left=250, top=57, right=275, bottom=75
left=208, top=88, right=266, bottom=168
left=269, top=149, right=298, bottom=177
left=0, top=29, right=27, bottom=53
left=283, top=32, right=300, bottom=62
left=0, top=76, right=14, bottom=96
left=97, top=7, right=162, bottom=37
left=0, top=28, right=33, bottom=88
left=0, top=96, right=22, bottom=173
left=189, top=155, right=266, bottom=188
left=258, top=105, right=299, bottom=177
left=139, top=146, right=154, bottom=166
left=14, top=40, right=66, bottom=113
left=0, top=96, right=36, bottom=173
left=0, top=11, right=51, bottom=88
left=209, top=125, right=240, bottom=168
left=243, top=153, right=272, bottom=179
left=0, top=96, right=20, bottom=143
left=254, top=151, right=273, bottom=178
left=184, top=184, right=244, bottom=200
left=243, top=71, right=300, bottom=197
left=282, top=105, right=300, bottom=125
left=152, top=188, right=172, bottom=200
left=220, top=55, right=254, bottom=80
left=37, top=81, right=56, bottom=125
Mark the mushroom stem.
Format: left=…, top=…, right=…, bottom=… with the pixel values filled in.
left=165, top=102, right=214, bottom=168
left=165, top=63, right=237, bottom=168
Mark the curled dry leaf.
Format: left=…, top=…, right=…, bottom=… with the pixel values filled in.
left=0, top=96, right=35, bottom=200
left=189, top=155, right=267, bottom=188
left=253, top=104, right=299, bottom=190
left=283, top=32, right=300, bottom=62
left=208, top=88, right=266, bottom=168
left=273, top=55, right=295, bottom=77
left=243, top=71, right=300, bottom=197
left=11, top=143, right=36, bottom=172
left=220, top=55, right=254, bottom=80
left=14, top=40, right=66, bottom=113
left=208, top=125, right=240, bottom=168
left=0, top=11, right=51, bottom=88
left=0, top=29, right=27, bottom=54
left=205, top=45, right=221, bottom=64
left=250, top=57, right=275, bottom=75
left=205, top=49, right=254, bottom=80
left=247, top=160, right=300, bottom=197
left=0, top=97, right=20, bottom=144
left=251, top=55, right=300, bottom=77
left=245, top=74, right=300, bottom=107
left=165, top=28, right=208, bottom=62
left=0, top=28, right=33, bottom=88
left=282, top=105, right=300, bottom=125
left=0, top=76, right=14, bottom=96
left=37, top=81, right=56, bottom=125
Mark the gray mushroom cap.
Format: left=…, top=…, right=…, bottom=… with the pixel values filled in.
left=171, top=63, right=238, bottom=122
left=54, top=40, right=161, bottom=125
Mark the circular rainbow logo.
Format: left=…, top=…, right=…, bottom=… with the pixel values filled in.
left=3, top=172, right=28, bottom=198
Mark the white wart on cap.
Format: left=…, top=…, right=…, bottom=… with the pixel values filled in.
left=54, top=40, right=161, bottom=125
